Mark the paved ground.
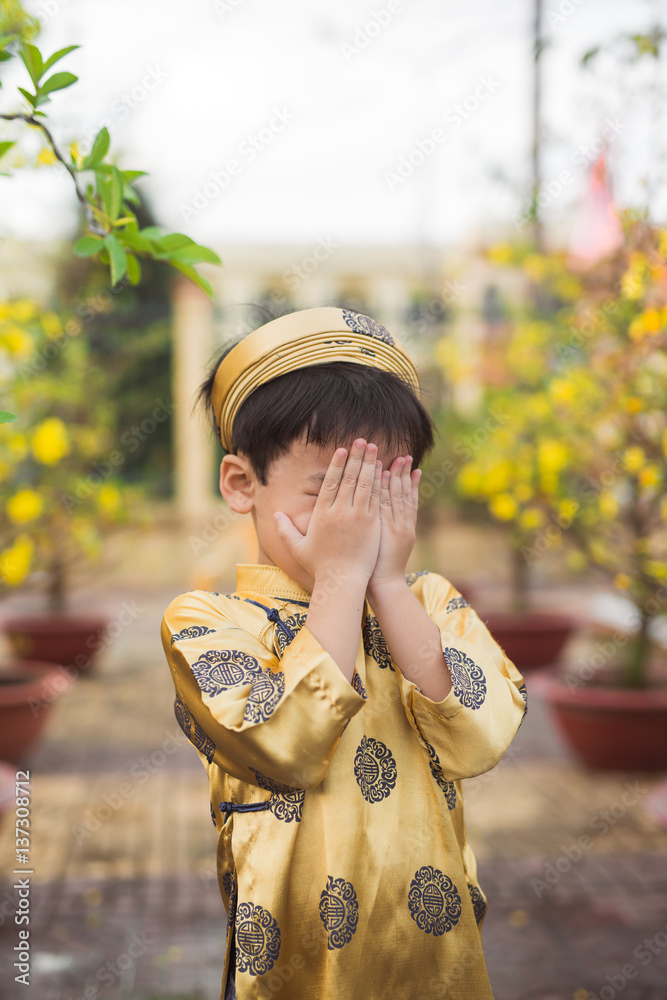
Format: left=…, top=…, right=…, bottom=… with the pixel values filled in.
left=1, top=574, right=667, bottom=1000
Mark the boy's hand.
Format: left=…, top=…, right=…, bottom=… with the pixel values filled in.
left=367, top=455, right=421, bottom=594
left=273, top=439, right=383, bottom=584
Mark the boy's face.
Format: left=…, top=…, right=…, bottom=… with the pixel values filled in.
left=219, top=429, right=408, bottom=593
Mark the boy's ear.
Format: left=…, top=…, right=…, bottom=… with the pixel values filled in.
left=219, top=454, right=255, bottom=513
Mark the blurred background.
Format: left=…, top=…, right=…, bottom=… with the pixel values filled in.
left=1, top=1, right=667, bottom=998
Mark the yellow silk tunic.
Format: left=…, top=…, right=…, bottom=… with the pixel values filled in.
left=160, top=563, right=527, bottom=1000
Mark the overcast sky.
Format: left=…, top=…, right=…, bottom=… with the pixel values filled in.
left=0, top=0, right=665, bottom=249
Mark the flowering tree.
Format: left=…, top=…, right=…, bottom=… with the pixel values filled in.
left=446, top=217, right=667, bottom=686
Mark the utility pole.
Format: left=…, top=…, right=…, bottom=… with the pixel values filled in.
left=532, top=0, right=544, bottom=252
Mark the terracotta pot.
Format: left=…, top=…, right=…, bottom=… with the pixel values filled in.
left=0, top=613, right=109, bottom=674
left=538, top=664, right=667, bottom=770
left=0, top=660, right=76, bottom=764
left=479, top=610, right=579, bottom=670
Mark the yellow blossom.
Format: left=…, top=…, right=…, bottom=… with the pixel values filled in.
left=8, top=434, right=28, bottom=461
left=623, top=396, right=643, bottom=413
left=623, top=446, right=645, bottom=472
left=522, top=254, right=547, bottom=281
left=518, top=507, right=545, bottom=531
left=0, top=534, right=34, bottom=586
left=643, top=560, right=667, bottom=581
left=641, top=308, right=663, bottom=333
left=538, top=439, right=568, bottom=474
left=483, top=459, right=513, bottom=495
left=613, top=573, right=631, bottom=590
left=487, top=243, right=514, bottom=266
left=549, top=378, right=575, bottom=404
left=41, top=312, right=63, bottom=339
left=540, top=473, right=559, bottom=495
left=639, top=464, right=661, bottom=489
left=8, top=299, right=36, bottom=322
left=489, top=493, right=518, bottom=520
left=566, top=550, right=587, bottom=571
left=598, top=491, right=618, bottom=519
left=0, top=323, right=32, bottom=357
left=97, top=483, right=121, bottom=514
left=31, top=417, right=70, bottom=465
left=7, top=488, right=43, bottom=523
left=456, top=464, right=483, bottom=496
left=36, top=147, right=58, bottom=166
left=558, top=499, right=579, bottom=522
left=514, top=482, right=533, bottom=502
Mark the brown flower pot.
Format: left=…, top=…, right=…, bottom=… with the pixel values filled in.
left=538, top=664, right=667, bottom=770
left=0, top=660, right=76, bottom=764
left=0, top=613, right=109, bottom=674
left=479, top=610, right=579, bottom=670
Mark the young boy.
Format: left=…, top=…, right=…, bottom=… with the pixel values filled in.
left=160, top=306, right=527, bottom=1000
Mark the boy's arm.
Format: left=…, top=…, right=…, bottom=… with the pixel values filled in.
left=368, top=572, right=527, bottom=781
left=162, top=589, right=367, bottom=792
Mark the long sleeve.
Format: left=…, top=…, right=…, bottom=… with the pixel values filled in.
left=391, top=572, right=527, bottom=781
left=161, top=591, right=366, bottom=791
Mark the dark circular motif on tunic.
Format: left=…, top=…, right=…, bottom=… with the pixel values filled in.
left=191, top=648, right=263, bottom=697
left=445, top=595, right=470, bottom=613
left=174, top=696, right=191, bottom=737
left=443, top=647, right=487, bottom=710
left=273, top=611, right=308, bottom=656
left=408, top=866, right=462, bottom=936
left=468, top=883, right=487, bottom=924
left=171, top=624, right=217, bottom=646
left=342, top=309, right=395, bottom=345
left=249, top=766, right=305, bottom=822
left=405, top=570, right=429, bottom=587
left=423, top=739, right=456, bottom=810
left=362, top=615, right=394, bottom=671
left=235, top=901, right=281, bottom=976
left=243, top=669, right=285, bottom=723
left=319, top=876, right=359, bottom=950
left=353, top=736, right=397, bottom=803
left=191, top=719, right=216, bottom=763
left=352, top=670, right=368, bottom=700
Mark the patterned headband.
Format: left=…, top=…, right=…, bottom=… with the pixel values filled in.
left=210, top=306, right=422, bottom=452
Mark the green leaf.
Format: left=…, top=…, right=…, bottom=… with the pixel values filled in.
left=167, top=244, right=222, bottom=266
left=96, top=169, right=113, bottom=219
left=139, top=225, right=166, bottom=240
left=126, top=252, right=141, bottom=285
left=81, top=126, right=110, bottom=170
left=0, top=140, right=16, bottom=160
left=0, top=410, right=17, bottom=424
left=20, top=42, right=43, bottom=87
left=39, top=71, right=78, bottom=95
left=73, top=235, right=104, bottom=257
left=167, top=258, right=215, bottom=299
left=116, top=229, right=155, bottom=254
left=108, top=164, right=123, bottom=222
left=121, top=169, right=148, bottom=182
left=122, top=185, right=140, bottom=206
left=41, top=44, right=80, bottom=74
left=103, top=232, right=127, bottom=286
left=152, top=232, right=194, bottom=252
left=17, top=86, right=36, bottom=106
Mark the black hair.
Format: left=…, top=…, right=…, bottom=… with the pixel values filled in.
left=194, top=324, right=437, bottom=487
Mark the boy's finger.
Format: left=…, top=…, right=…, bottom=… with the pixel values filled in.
left=402, top=456, right=413, bottom=504
left=317, top=446, right=350, bottom=508
left=369, top=459, right=382, bottom=511
left=338, top=438, right=370, bottom=506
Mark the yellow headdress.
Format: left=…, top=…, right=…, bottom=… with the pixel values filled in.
left=210, top=306, right=421, bottom=452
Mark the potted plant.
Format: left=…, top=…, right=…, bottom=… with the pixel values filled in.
left=452, top=218, right=667, bottom=767
left=432, top=254, right=584, bottom=669
left=0, top=659, right=76, bottom=764
left=0, top=296, right=147, bottom=672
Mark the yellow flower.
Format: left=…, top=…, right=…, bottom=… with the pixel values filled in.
left=0, top=323, right=33, bottom=357
left=7, top=488, right=43, bottom=523
left=526, top=395, right=551, bottom=420
left=540, top=472, right=559, bottom=495
left=642, top=307, right=663, bottom=333
left=620, top=253, right=647, bottom=300
left=456, top=464, right=483, bottom=497
left=36, top=147, right=58, bottom=166
left=484, top=459, right=512, bottom=495
left=639, top=464, right=661, bottom=489
left=8, top=299, right=36, bottom=322
left=643, top=560, right=667, bottom=581
left=8, top=434, right=28, bottom=461
left=514, top=482, right=533, bottom=502
left=598, top=491, right=618, bottom=519
left=558, top=499, right=579, bottom=522
left=489, top=493, right=518, bottom=520
left=31, top=417, right=70, bottom=465
left=549, top=378, right=575, bottom=405
left=614, top=573, right=631, bottom=590
left=522, top=254, right=547, bottom=281
left=97, top=483, right=121, bottom=514
left=628, top=315, right=645, bottom=341
left=518, top=507, right=545, bottom=531
left=623, top=396, right=643, bottom=413
left=566, top=550, right=587, bottom=571
left=538, top=439, right=568, bottom=474
left=623, top=446, right=645, bottom=472
left=487, top=243, right=514, bottom=266
left=0, top=534, right=34, bottom=586
left=41, top=312, right=63, bottom=339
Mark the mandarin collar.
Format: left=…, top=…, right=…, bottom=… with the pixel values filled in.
left=235, top=563, right=313, bottom=602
